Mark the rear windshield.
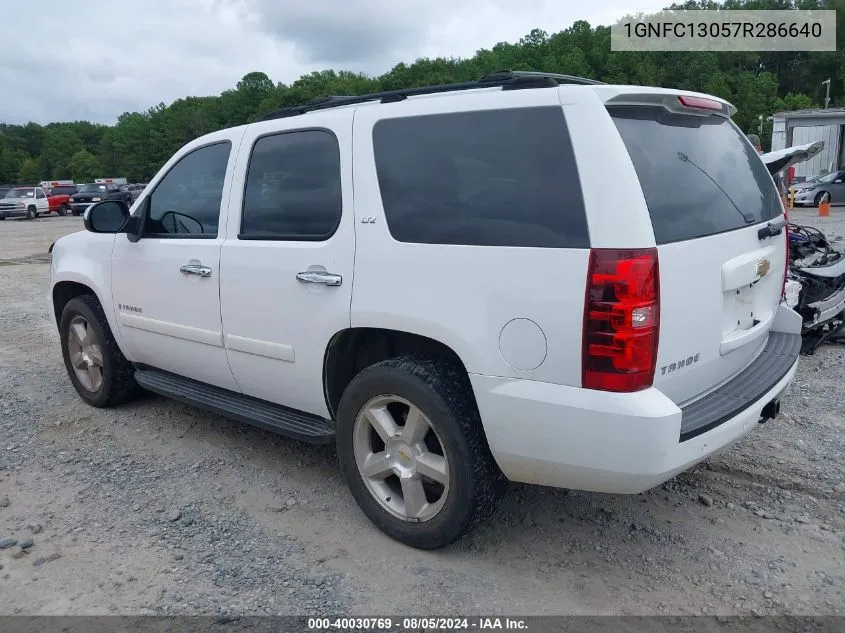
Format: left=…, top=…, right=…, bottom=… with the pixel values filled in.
left=609, top=106, right=782, bottom=244
left=50, top=186, right=76, bottom=195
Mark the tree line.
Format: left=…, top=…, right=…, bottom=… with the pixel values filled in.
left=2, top=0, right=843, bottom=185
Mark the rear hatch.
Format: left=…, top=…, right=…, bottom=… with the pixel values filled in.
left=607, top=96, right=786, bottom=405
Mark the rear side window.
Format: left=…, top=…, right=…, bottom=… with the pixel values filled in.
left=372, top=107, right=589, bottom=248
left=609, top=106, right=782, bottom=244
left=240, top=130, right=341, bottom=240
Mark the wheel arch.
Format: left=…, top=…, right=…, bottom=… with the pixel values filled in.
left=52, top=280, right=101, bottom=327
left=322, top=327, right=474, bottom=420
left=50, top=269, right=133, bottom=362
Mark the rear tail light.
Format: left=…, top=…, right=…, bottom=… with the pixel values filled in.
left=582, top=248, right=660, bottom=392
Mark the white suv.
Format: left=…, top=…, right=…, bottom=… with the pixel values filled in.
left=49, top=71, right=802, bottom=549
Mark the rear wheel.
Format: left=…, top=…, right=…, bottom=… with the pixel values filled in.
left=58, top=203, right=68, bottom=216
left=59, top=294, right=142, bottom=407
left=335, top=355, right=507, bottom=549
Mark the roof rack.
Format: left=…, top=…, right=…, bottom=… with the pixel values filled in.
left=261, top=69, right=604, bottom=120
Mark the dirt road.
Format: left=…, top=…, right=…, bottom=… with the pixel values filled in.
left=1, top=214, right=844, bottom=616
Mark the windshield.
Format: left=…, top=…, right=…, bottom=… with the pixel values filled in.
left=5, top=188, right=35, bottom=198
left=78, top=184, right=107, bottom=193
left=811, top=172, right=840, bottom=184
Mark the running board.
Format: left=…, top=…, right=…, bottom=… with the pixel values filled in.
left=134, top=368, right=335, bottom=444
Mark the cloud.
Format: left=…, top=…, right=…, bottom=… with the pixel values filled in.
left=0, top=0, right=668, bottom=125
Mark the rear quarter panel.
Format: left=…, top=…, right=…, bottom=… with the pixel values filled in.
left=350, top=88, right=632, bottom=385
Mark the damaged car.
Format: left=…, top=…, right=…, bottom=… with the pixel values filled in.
left=761, top=141, right=845, bottom=354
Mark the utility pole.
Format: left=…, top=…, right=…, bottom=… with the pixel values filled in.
left=822, top=78, right=831, bottom=108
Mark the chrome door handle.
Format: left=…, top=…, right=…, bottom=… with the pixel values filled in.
left=296, top=271, right=342, bottom=286
left=180, top=263, right=212, bottom=278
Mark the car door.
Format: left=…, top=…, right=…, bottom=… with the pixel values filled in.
left=219, top=115, right=354, bottom=417
left=35, top=188, right=49, bottom=213
left=111, top=133, right=244, bottom=392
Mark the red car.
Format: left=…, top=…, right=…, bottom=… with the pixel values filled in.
left=46, top=185, right=78, bottom=216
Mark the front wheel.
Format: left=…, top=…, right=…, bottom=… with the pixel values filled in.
left=59, top=294, right=142, bottom=407
left=26, top=206, right=36, bottom=220
left=815, top=191, right=831, bottom=206
left=335, top=355, right=507, bottom=550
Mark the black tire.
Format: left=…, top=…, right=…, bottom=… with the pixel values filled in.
left=815, top=191, right=830, bottom=206
left=59, top=294, right=142, bottom=408
left=58, top=204, right=68, bottom=216
left=335, top=355, right=507, bottom=549
left=26, top=206, right=36, bottom=220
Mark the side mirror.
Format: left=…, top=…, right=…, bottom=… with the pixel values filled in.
left=83, top=200, right=129, bottom=234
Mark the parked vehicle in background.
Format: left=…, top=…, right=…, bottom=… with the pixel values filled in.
left=69, top=183, right=132, bottom=216
left=791, top=169, right=845, bottom=206
left=95, top=177, right=128, bottom=186
left=49, top=70, right=802, bottom=550
left=46, top=184, right=78, bottom=216
left=0, top=186, right=50, bottom=220
left=125, top=183, right=146, bottom=202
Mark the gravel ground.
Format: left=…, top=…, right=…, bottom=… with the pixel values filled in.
left=1, top=213, right=844, bottom=616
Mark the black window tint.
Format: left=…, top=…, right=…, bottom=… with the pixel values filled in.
left=609, top=106, right=781, bottom=244
left=240, top=130, right=341, bottom=240
left=144, top=141, right=231, bottom=237
left=36, top=189, right=45, bottom=199
left=372, top=107, right=588, bottom=248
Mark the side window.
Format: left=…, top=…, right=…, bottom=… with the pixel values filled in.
left=36, top=189, right=45, bottom=199
left=144, top=141, right=231, bottom=238
left=372, top=107, right=589, bottom=248
left=240, top=130, right=341, bottom=240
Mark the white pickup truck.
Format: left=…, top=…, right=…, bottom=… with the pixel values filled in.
left=0, top=186, right=50, bottom=220
left=48, top=71, right=802, bottom=549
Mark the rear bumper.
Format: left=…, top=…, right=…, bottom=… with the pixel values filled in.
left=471, top=330, right=801, bottom=494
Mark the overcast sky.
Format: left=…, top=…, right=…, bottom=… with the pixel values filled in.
left=1, top=0, right=668, bottom=126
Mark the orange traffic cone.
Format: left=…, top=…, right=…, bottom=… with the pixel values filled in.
left=819, top=195, right=831, bottom=217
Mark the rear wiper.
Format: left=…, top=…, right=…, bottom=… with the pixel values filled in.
left=677, top=152, right=756, bottom=224
left=758, top=219, right=787, bottom=240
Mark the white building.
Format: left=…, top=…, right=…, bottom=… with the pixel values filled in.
left=770, top=108, right=845, bottom=182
